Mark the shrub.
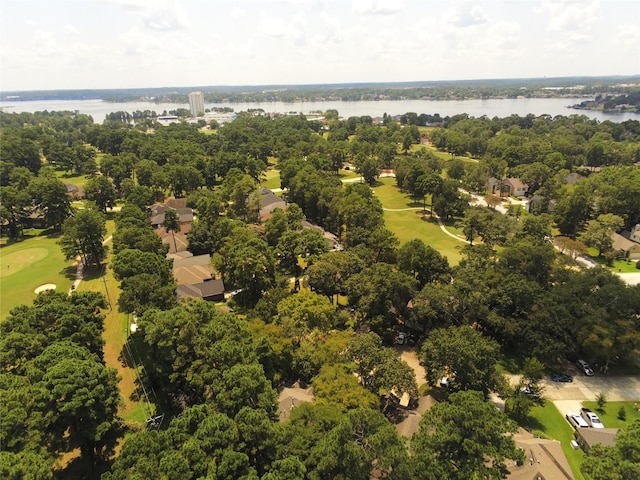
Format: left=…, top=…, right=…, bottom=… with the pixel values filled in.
left=596, top=392, right=607, bottom=411
left=617, top=406, right=626, bottom=421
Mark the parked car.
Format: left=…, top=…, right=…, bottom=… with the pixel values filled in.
left=551, top=373, right=573, bottom=382
left=396, top=332, right=407, bottom=345
left=520, top=384, right=541, bottom=400
left=576, top=359, right=594, bottom=376
left=580, top=408, right=604, bottom=428
left=566, top=412, right=590, bottom=429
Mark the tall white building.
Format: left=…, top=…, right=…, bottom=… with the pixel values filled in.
left=188, top=91, right=205, bottom=118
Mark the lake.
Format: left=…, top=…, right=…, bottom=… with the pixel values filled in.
left=1, top=97, right=638, bottom=123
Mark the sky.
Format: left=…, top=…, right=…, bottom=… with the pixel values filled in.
left=1, top=0, right=639, bottom=92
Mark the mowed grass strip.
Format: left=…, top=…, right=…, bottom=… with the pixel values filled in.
left=75, top=219, right=148, bottom=424
left=373, top=177, right=465, bottom=265
left=0, top=235, right=75, bottom=320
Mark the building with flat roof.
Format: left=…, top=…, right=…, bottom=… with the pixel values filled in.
left=188, top=91, right=205, bottom=118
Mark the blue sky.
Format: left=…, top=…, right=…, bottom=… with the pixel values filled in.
left=1, top=0, right=639, bottom=91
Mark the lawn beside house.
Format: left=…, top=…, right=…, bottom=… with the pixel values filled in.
left=581, top=401, right=640, bottom=428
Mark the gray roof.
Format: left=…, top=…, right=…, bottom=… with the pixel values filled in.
left=177, top=279, right=225, bottom=300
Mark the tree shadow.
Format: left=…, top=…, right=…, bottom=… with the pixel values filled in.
left=61, top=265, right=78, bottom=281
left=520, top=415, right=546, bottom=434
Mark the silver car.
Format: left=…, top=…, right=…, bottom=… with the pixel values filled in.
left=576, top=359, right=594, bottom=376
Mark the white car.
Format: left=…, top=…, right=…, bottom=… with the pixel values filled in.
left=581, top=408, right=604, bottom=428
left=566, top=412, right=590, bottom=429
left=576, top=359, right=594, bottom=376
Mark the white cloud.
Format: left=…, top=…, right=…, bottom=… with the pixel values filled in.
left=102, top=0, right=191, bottom=31
left=541, top=0, right=599, bottom=33
left=443, top=3, right=489, bottom=28
left=64, top=24, right=79, bottom=34
left=353, top=0, right=405, bottom=15
left=230, top=7, right=246, bottom=19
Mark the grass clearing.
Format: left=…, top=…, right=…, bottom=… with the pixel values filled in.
left=586, top=248, right=639, bottom=273
left=522, top=401, right=586, bottom=480
left=261, top=169, right=282, bottom=190
left=581, top=401, right=640, bottom=428
left=373, top=177, right=465, bottom=265
left=76, top=224, right=149, bottom=425
left=0, top=234, right=75, bottom=320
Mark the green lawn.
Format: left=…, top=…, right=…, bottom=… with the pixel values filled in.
left=373, top=177, right=466, bottom=265
left=581, top=401, right=640, bottom=428
left=586, top=248, right=639, bottom=273
left=261, top=169, right=282, bottom=190
left=522, top=402, right=586, bottom=480
left=55, top=171, right=88, bottom=188
left=0, top=234, right=75, bottom=320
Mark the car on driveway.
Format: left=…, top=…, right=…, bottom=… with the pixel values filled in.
left=580, top=408, right=604, bottom=428
left=566, top=412, right=590, bottom=429
left=551, top=373, right=573, bottom=382
left=576, top=359, right=594, bottom=376
left=520, top=384, right=541, bottom=400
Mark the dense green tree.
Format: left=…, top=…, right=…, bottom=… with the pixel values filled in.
left=419, top=326, right=502, bottom=394
left=28, top=172, right=72, bottom=230
left=275, top=292, right=338, bottom=341
left=214, top=229, right=276, bottom=306
left=84, top=175, right=117, bottom=213
left=397, top=239, right=451, bottom=287
left=344, top=263, right=418, bottom=334
left=579, top=213, right=624, bottom=256
left=0, top=185, right=31, bottom=238
left=59, top=208, right=107, bottom=270
left=162, top=207, right=181, bottom=253
left=411, top=390, right=521, bottom=479
left=111, top=248, right=174, bottom=283
left=309, top=408, right=411, bottom=480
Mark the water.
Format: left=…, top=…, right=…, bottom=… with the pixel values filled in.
left=1, top=97, right=638, bottom=123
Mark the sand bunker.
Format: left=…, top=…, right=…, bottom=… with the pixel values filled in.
left=34, top=283, right=56, bottom=294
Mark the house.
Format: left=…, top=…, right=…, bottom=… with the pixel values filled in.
left=150, top=201, right=194, bottom=229
left=173, top=254, right=215, bottom=284
left=301, top=220, right=341, bottom=249
left=502, top=178, right=528, bottom=197
left=630, top=224, right=640, bottom=244
left=176, top=279, right=225, bottom=302
left=507, top=429, right=574, bottom=480
left=575, top=427, right=619, bottom=454
left=565, top=172, right=584, bottom=185
left=258, top=187, right=287, bottom=221
left=277, top=382, right=315, bottom=422
left=612, top=232, right=640, bottom=260
left=172, top=253, right=225, bottom=302
left=488, top=177, right=528, bottom=198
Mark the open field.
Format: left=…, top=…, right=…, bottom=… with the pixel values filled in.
left=0, top=234, right=75, bottom=320
left=523, top=402, right=586, bottom=480
left=373, top=177, right=465, bottom=265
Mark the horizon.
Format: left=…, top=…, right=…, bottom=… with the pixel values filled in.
left=1, top=1, right=639, bottom=92
left=2, top=74, right=639, bottom=96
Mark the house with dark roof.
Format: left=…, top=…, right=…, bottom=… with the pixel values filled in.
left=177, top=279, right=225, bottom=302
left=150, top=202, right=194, bottom=228
left=258, top=187, right=287, bottom=222
left=172, top=253, right=225, bottom=302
